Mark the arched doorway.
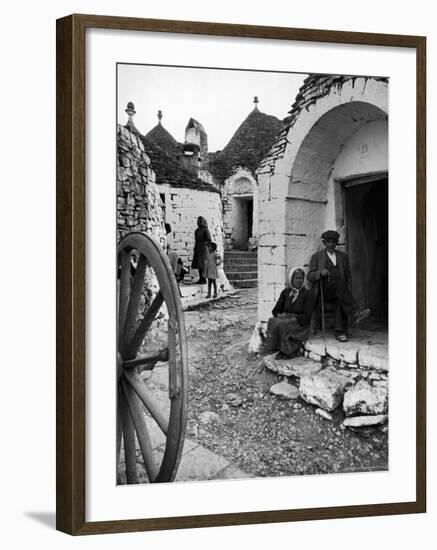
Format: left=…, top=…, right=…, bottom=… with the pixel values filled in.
left=256, top=76, right=388, bottom=326
left=222, top=170, right=258, bottom=251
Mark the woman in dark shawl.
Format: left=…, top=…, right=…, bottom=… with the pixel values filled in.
left=191, top=216, right=212, bottom=284
left=265, top=267, right=313, bottom=357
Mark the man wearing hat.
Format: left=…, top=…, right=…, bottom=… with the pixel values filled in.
left=307, top=230, right=370, bottom=342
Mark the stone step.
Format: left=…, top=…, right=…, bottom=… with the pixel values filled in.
left=224, top=252, right=257, bottom=259
left=223, top=263, right=258, bottom=272
left=226, top=271, right=258, bottom=281
left=263, top=354, right=322, bottom=378
left=224, top=258, right=258, bottom=267
left=232, top=279, right=258, bottom=288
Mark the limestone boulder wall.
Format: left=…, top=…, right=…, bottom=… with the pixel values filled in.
left=343, top=379, right=388, bottom=417
left=299, top=370, right=354, bottom=412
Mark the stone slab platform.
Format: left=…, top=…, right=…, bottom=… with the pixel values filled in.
left=305, top=328, right=388, bottom=371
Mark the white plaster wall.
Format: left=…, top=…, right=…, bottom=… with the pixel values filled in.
left=159, top=185, right=224, bottom=267
left=257, top=169, right=289, bottom=323
left=325, top=119, right=388, bottom=237
left=185, top=126, right=199, bottom=145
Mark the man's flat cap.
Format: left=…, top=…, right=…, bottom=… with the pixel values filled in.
left=321, top=230, right=340, bottom=241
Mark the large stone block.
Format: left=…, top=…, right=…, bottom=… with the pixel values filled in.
left=325, top=340, right=359, bottom=364
left=343, top=415, right=388, bottom=428
left=258, top=244, right=286, bottom=265
left=358, top=344, right=388, bottom=371
left=299, top=369, right=353, bottom=411
left=269, top=381, right=299, bottom=400
left=263, top=354, right=322, bottom=378
left=343, top=379, right=388, bottom=417
left=304, top=339, right=327, bottom=357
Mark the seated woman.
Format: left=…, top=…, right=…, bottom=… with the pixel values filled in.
left=265, top=267, right=313, bottom=358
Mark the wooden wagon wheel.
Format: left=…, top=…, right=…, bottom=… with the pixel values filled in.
left=117, top=232, right=188, bottom=483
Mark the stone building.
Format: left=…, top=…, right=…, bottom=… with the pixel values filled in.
left=256, top=75, right=388, bottom=332
left=209, top=97, right=282, bottom=252
left=124, top=107, right=223, bottom=276
left=124, top=99, right=282, bottom=288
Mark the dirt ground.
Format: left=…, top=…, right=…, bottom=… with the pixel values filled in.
left=183, top=288, right=388, bottom=478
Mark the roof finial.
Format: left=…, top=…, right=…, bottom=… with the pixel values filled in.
left=124, top=102, right=140, bottom=134
left=253, top=96, right=259, bottom=109
left=125, top=101, right=136, bottom=117
left=157, top=110, right=163, bottom=124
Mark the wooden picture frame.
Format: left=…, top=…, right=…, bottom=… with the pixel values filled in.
left=56, top=13, right=426, bottom=535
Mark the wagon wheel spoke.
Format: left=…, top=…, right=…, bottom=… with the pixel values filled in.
left=123, top=348, right=169, bottom=370
left=123, top=291, right=164, bottom=360
left=118, top=249, right=131, bottom=348
left=123, top=370, right=169, bottom=435
left=117, top=232, right=188, bottom=484
left=121, top=379, right=159, bottom=482
left=122, top=254, right=148, bottom=352
left=168, top=317, right=181, bottom=399
left=118, top=385, right=138, bottom=484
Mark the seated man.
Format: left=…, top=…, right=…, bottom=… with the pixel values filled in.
left=307, top=230, right=370, bottom=342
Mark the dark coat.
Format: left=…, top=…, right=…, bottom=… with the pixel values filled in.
left=307, top=249, right=352, bottom=300
left=308, top=249, right=351, bottom=284
left=191, top=227, right=212, bottom=270
left=266, top=287, right=313, bottom=355
left=272, top=287, right=313, bottom=327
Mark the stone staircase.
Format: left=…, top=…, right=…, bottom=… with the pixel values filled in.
left=223, top=249, right=258, bottom=288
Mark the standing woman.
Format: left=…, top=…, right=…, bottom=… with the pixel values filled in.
left=265, top=267, right=313, bottom=357
left=191, top=216, right=212, bottom=284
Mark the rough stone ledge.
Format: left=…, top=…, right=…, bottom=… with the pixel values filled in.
left=263, top=354, right=322, bottom=378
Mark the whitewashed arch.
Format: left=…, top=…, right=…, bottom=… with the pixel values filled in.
left=222, top=167, right=258, bottom=250
left=256, top=77, right=388, bottom=326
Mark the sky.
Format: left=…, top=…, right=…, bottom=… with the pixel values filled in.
left=117, top=64, right=306, bottom=152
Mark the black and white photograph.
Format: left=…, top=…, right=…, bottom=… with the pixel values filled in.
left=116, top=63, right=389, bottom=485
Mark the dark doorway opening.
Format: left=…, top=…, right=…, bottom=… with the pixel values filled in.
left=344, top=176, right=388, bottom=322
left=232, top=196, right=253, bottom=250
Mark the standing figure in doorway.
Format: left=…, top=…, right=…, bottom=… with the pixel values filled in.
left=307, top=230, right=371, bottom=342
left=191, top=216, right=212, bottom=284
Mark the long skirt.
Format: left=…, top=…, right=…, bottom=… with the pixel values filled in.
left=265, top=314, right=310, bottom=356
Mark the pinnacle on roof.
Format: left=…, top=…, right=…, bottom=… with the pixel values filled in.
left=253, top=96, right=259, bottom=110
left=209, top=104, right=283, bottom=181
left=144, top=111, right=180, bottom=158
left=124, top=101, right=140, bottom=135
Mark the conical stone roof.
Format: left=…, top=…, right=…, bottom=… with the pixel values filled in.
left=144, top=123, right=181, bottom=159
left=209, top=107, right=283, bottom=182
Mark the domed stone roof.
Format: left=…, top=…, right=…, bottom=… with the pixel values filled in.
left=144, top=111, right=181, bottom=159
left=209, top=106, right=283, bottom=182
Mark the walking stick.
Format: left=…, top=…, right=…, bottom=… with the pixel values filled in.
left=320, top=279, right=325, bottom=337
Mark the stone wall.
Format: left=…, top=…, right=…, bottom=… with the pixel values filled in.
left=160, top=184, right=224, bottom=268
left=117, top=124, right=167, bottom=349
left=117, top=124, right=165, bottom=246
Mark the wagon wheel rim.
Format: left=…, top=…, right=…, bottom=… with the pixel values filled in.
left=117, top=232, right=188, bottom=483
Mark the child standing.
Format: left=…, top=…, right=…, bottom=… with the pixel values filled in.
left=204, top=242, right=221, bottom=298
